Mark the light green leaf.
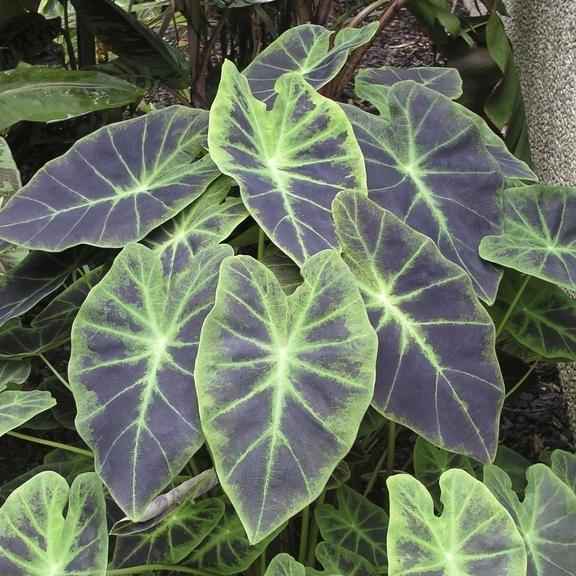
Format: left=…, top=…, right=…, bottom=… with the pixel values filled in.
left=484, top=464, right=576, bottom=575
left=261, top=246, right=302, bottom=295
left=0, top=472, right=108, bottom=575
left=195, top=250, right=377, bottom=543
left=480, top=184, right=576, bottom=290
left=551, top=449, right=576, bottom=493
left=316, top=542, right=376, bottom=576
left=316, top=484, right=388, bottom=569
left=208, top=60, right=367, bottom=265
left=265, top=553, right=306, bottom=576
left=493, top=445, right=532, bottom=493
left=0, top=390, right=56, bottom=436
left=113, top=497, right=225, bottom=567
left=387, top=469, right=527, bottom=575
left=70, top=243, right=232, bottom=520
left=0, top=67, right=145, bottom=130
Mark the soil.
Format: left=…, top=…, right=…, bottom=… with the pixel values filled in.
left=0, top=4, right=573, bottom=495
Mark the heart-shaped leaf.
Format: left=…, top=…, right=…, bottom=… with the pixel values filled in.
left=0, top=247, right=91, bottom=328
left=144, top=175, right=248, bottom=276
left=484, top=464, right=576, bottom=576
left=0, top=471, right=107, bottom=575
left=113, top=497, right=225, bottom=567
left=0, top=106, right=219, bottom=251
left=551, top=450, right=576, bottom=493
left=495, top=272, right=576, bottom=361
left=480, top=185, right=576, bottom=291
left=356, top=66, right=463, bottom=110
left=195, top=250, right=377, bottom=543
left=70, top=0, right=188, bottom=88
left=0, top=67, right=145, bottom=130
left=355, top=67, right=536, bottom=181
left=208, top=61, right=367, bottom=265
left=333, top=191, right=504, bottom=462
left=265, top=553, right=306, bottom=576
left=343, top=81, right=504, bottom=303
left=387, top=469, right=527, bottom=575
left=316, top=484, right=387, bottom=569
left=0, top=266, right=105, bottom=358
left=316, top=542, right=376, bottom=576
left=261, top=246, right=302, bottom=295
left=69, top=242, right=232, bottom=520
left=244, top=23, right=378, bottom=105
left=0, top=389, right=56, bottom=436
left=184, top=503, right=278, bottom=574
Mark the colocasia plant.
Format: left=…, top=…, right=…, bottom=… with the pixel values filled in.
left=0, top=23, right=575, bottom=576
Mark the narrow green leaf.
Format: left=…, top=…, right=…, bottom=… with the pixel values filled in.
left=208, top=61, right=367, bottom=265
left=195, top=250, right=377, bottom=543
left=315, top=484, right=387, bottom=569
left=70, top=243, right=232, bottom=520
left=0, top=67, right=145, bottom=130
left=387, top=469, right=527, bottom=575
left=0, top=137, right=20, bottom=205
left=0, top=472, right=108, bottom=575
left=484, top=464, right=576, bottom=575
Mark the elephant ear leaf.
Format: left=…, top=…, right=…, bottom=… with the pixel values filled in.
left=484, top=463, right=576, bottom=576
left=144, top=176, right=248, bottom=276
left=113, top=497, right=225, bottom=567
left=69, top=242, right=232, bottom=520
left=0, top=106, right=219, bottom=251
left=333, top=191, right=504, bottom=462
left=0, top=358, right=30, bottom=391
left=244, top=23, right=378, bottom=105
left=265, top=554, right=306, bottom=576
left=195, top=250, right=377, bottom=543
left=0, top=471, right=108, bottom=575
left=343, top=81, right=504, bottom=303
left=315, top=484, right=387, bottom=569
left=208, top=61, right=367, bottom=266
left=480, top=185, right=576, bottom=291
left=387, top=469, right=527, bottom=576
left=355, top=66, right=463, bottom=115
